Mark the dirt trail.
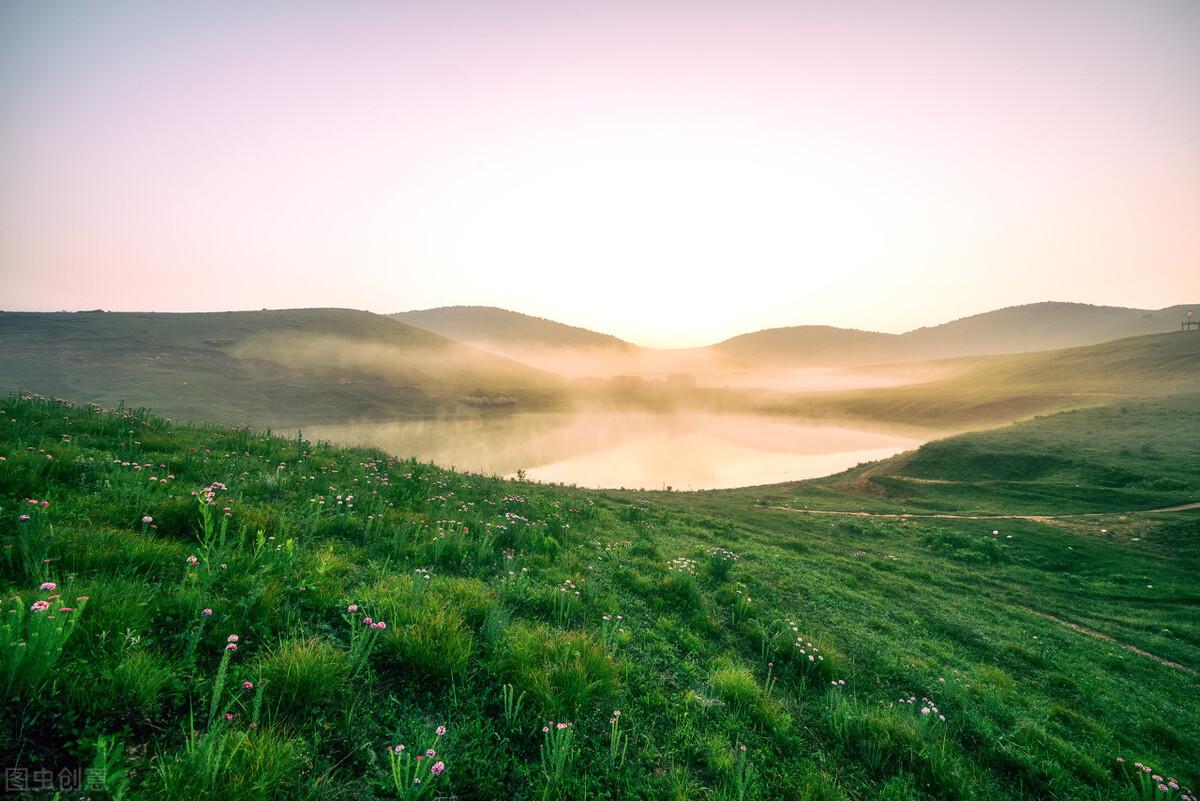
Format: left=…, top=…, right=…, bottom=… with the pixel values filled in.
left=1016, top=606, right=1196, bottom=676
left=768, top=501, right=1200, bottom=522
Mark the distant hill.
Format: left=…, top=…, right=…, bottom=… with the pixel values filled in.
left=392, top=306, right=633, bottom=350
left=709, top=302, right=1197, bottom=367
left=0, top=309, right=563, bottom=426
left=762, top=330, right=1200, bottom=428
left=710, top=325, right=898, bottom=366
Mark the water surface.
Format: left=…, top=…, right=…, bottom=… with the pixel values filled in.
left=308, top=412, right=922, bottom=490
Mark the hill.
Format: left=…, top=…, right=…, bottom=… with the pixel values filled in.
left=0, top=309, right=563, bottom=427
left=710, top=302, right=1197, bottom=367
left=0, top=392, right=1195, bottom=800
left=759, top=331, right=1200, bottom=428
left=392, top=306, right=633, bottom=350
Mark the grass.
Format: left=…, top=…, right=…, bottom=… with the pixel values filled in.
left=0, top=391, right=1196, bottom=799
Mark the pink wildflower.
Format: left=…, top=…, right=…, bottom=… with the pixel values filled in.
left=30, top=600, right=50, bottom=613
left=436, top=725, right=446, bottom=736
left=39, top=582, right=56, bottom=591
left=431, top=761, right=445, bottom=777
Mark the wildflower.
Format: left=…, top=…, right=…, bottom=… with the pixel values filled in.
left=426, top=749, right=436, bottom=758
left=431, top=761, right=445, bottom=776
left=17, top=514, right=29, bottom=522
left=226, top=643, right=238, bottom=651
left=363, top=617, right=374, bottom=625
left=242, top=681, right=254, bottom=690
left=227, top=634, right=239, bottom=643
left=225, top=712, right=235, bottom=721
left=347, top=604, right=359, bottom=613
left=202, top=608, right=213, bottom=617
left=436, top=725, right=446, bottom=736
left=30, top=600, right=50, bottom=613
left=186, top=555, right=199, bottom=566
left=39, top=582, right=56, bottom=591
left=141, top=515, right=153, bottom=524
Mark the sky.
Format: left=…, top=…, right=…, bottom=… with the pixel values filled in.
left=2, top=1, right=1198, bottom=348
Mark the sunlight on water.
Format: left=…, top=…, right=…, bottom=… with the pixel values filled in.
left=307, top=412, right=923, bottom=490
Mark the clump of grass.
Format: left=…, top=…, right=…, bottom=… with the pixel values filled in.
left=257, top=637, right=349, bottom=722
left=150, top=725, right=310, bottom=801
left=494, top=622, right=618, bottom=717
left=709, top=661, right=789, bottom=732
left=90, top=648, right=178, bottom=716
left=378, top=606, right=473, bottom=683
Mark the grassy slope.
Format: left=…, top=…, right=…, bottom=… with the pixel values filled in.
left=0, top=309, right=564, bottom=427
left=0, top=394, right=1195, bottom=801
left=724, top=394, right=1200, bottom=515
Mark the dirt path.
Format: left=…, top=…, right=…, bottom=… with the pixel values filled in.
left=767, top=501, right=1200, bottom=522
left=1016, top=605, right=1196, bottom=676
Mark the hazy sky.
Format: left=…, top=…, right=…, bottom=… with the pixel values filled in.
left=3, top=1, right=1198, bottom=347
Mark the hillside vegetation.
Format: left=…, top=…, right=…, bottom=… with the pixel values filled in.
left=1, top=393, right=1195, bottom=800
left=0, top=310, right=563, bottom=427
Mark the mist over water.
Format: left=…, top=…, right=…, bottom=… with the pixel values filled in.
left=307, top=411, right=923, bottom=490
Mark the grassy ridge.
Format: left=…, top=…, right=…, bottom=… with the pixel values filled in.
left=0, top=393, right=1196, bottom=800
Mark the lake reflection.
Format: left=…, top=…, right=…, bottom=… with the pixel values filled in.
left=306, top=412, right=923, bottom=491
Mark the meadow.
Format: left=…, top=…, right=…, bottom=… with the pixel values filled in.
left=1, top=391, right=1196, bottom=800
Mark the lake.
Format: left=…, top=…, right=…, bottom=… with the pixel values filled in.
left=306, top=411, right=923, bottom=491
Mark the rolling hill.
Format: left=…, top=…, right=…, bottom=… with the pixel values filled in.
left=392, top=306, right=633, bottom=351
left=391, top=302, right=1197, bottom=377
left=711, top=302, right=1197, bottom=367
left=0, top=309, right=564, bottom=427
left=754, top=331, right=1200, bottom=428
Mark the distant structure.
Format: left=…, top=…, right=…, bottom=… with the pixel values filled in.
left=1183, top=310, right=1198, bottom=333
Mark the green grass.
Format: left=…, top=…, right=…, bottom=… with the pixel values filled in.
left=0, top=392, right=1196, bottom=800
